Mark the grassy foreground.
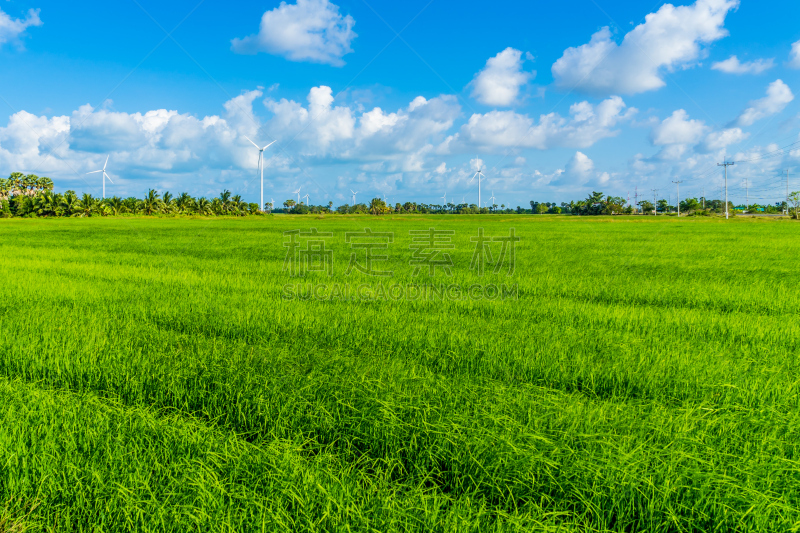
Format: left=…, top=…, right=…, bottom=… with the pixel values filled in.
left=1, top=215, right=799, bottom=532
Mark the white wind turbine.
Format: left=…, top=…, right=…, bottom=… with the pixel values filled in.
left=87, top=155, right=113, bottom=199
left=303, top=193, right=310, bottom=205
left=351, top=189, right=359, bottom=205
left=293, top=187, right=302, bottom=206
left=243, top=136, right=276, bottom=212
left=489, top=191, right=496, bottom=210
left=468, top=159, right=486, bottom=207
left=441, top=192, right=447, bottom=205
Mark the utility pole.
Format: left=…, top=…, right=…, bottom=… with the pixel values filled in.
left=651, top=188, right=659, bottom=216
left=718, top=161, right=735, bottom=219
left=672, top=180, right=683, bottom=216
left=787, top=170, right=790, bottom=215
left=702, top=187, right=705, bottom=210
left=634, top=186, right=640, bottom=214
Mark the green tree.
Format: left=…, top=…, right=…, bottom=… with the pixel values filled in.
left=789, top=191, right=800, bottom=219
left=369, top=197, right=388, bottom=215
left=141, top=189, right=162, bottom=215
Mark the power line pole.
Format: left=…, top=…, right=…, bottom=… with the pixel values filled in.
left=702, top=187, right=705, bottom=210
left=787, top=169, right=790, bottom=215
left=718, top=161, right=734, bottom=220
left=634, top=186, right=640, bottom=214
left=672, top=180, right=683, bottom=216
left=651, top=188, right=659, bottom=216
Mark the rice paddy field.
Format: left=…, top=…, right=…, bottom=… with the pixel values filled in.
left=1, top=214, right=800, bottom=532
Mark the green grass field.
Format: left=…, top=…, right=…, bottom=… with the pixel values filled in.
left=1, top=215, right=799, bottom=532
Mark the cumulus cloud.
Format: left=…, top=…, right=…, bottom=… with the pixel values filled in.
left=701, top=127, right=748, bottom=151
left=549, top=151, right=611, bottom=188
left=451, top=96, right=636, bottom=152
left=551, top=0, right=738, bottom=96
left=470, top=47, right=533, bottom=106
left=650, top=110, right=706, bottom=146
left=711, top=55, right=774, bottom=74
left=231, top=0, right=356, bottom=67
left=0, top=7, right=41, bottom=46
left=735, top=79, right=794, bottom=127
left=264, top=87, right=461, bottom=172
left=0, top=90, right=283, bottom=196
left=790, top=40, right=800, bottom=69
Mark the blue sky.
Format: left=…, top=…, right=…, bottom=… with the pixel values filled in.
left=2, top=0, right=800, bottom=206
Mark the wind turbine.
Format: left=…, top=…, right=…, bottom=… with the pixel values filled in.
left=468, top=159, right=486, bottom=207
left=244, top=136, right=276, bottom=212
left=489, top=191, right=496, bottom=211
left=87, top=155, right=113, bottom=199
left=441, top=192, right=447, bottom=205
left=351, top=189, right=359, bottom=205
left=293, top=187, right=301, bottom=206
left=303, top=193, right=310, bottom=205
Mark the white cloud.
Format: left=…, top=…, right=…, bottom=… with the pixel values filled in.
left=264, top=87, right=460, bottom=168
left=231, top=0, right=356, bottom=67
left=470, top=47, right=533, bottom=106
left=711, top=55, right=774, bottom=74
left=551, top=0, right=738, bottom=96
left=564, top=151, right=594, bottom=181
left=701, top=127, right=748, bottom=151
left=0, top=90, right=286, bottom=197
left=0, top=8, right=41, bottom=46
left=789, top=40, right=800, bottom=69
left=735, top=79, right=794, bottom=127
left=453, top=96, right=636, bottom=151
left=549, top=151, right=612, bottom=188
left=650, top=110, right=706, bottom=146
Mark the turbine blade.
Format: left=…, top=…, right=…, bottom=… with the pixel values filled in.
left=103, top=155, right=109, bottom=170
left=105, top=172, right=114, bottom=184
left=87, top=170, right=103, bottom=174
left=262, top=140, right=277, bottom=150
left=243, top=136, right=259, bottom=149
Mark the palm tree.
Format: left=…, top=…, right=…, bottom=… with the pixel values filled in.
left=74, top=193, right=97, bottom=217
left=175, top=192, right=194, bottom=214
left=219, top=190, right=232, bottom=213
left=211, top=197, right=223, bottom=215
left=141, top=189, right=162, bottom=215
left=34, top=191, right=61, bottom=217
left=123, top=197, right=139, bottom=214
left=59, top=191, right=79, bottom=217
left=196, top=197, right=213, bottom=216
left=369, top=197, right=387, bottom=215
left=231, top=194, right=245, bottom=215
left=107, top=196, right=125, bottom=216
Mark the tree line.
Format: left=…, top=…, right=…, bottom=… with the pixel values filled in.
left=3, top=174, right=799, bottom=218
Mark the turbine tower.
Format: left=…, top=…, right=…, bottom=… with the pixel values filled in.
left=351, top=189, right=359, bottom=205
left=468, top=159, right=486, bottom=207
left=243, top=136, right=276, bottom=212
left=87, top=155, right=113, bottom=199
